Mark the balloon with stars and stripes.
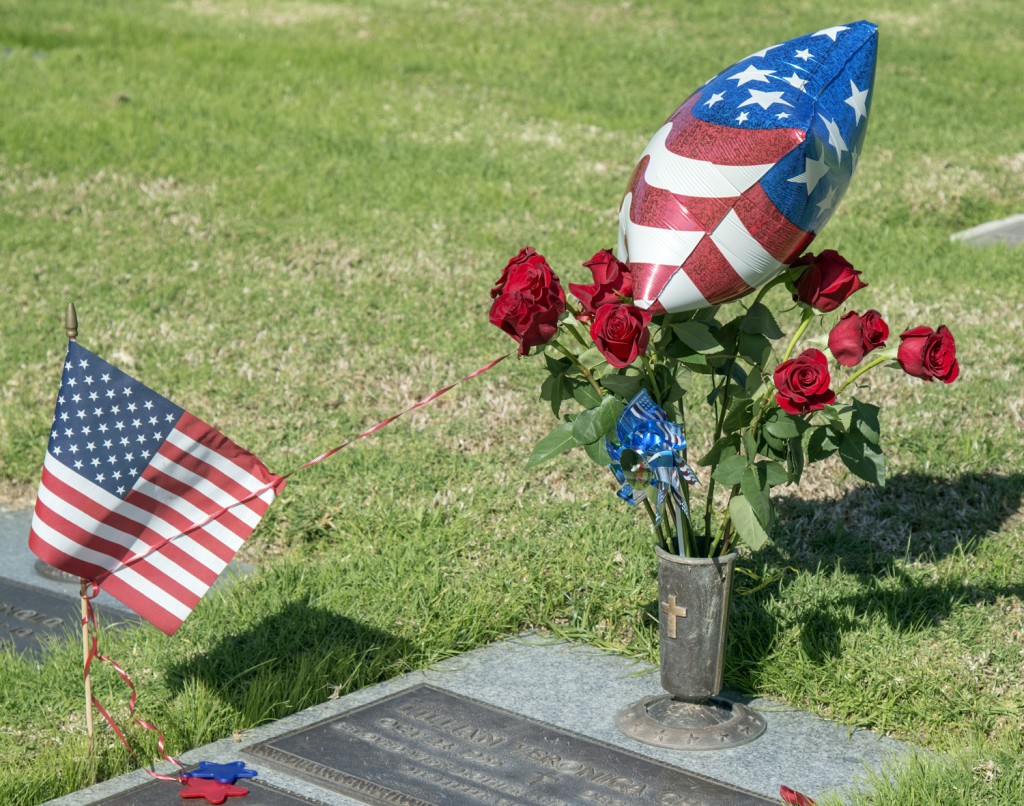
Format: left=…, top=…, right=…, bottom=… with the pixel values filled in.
left=617, top=21, right=877, bottom=313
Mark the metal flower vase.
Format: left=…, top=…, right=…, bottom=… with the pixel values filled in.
left=615, top=548, right=766, bottom=750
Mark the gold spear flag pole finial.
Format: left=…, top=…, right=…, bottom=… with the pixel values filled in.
left=65, top=302, right=78, bottom=341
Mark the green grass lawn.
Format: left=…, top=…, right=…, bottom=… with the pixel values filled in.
left=1, top=0, right=1022, bottom=803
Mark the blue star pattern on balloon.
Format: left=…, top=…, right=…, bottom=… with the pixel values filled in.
left=691, top=21, right=877, bottom=235
left=182, top=760, right=259, bottom=784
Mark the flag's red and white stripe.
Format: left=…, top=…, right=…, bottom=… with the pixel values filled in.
left=618, top=95, right=811, bottom=313
left=29, top=412, right=284, bottom=635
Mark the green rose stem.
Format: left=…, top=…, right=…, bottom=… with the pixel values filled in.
left=834, top=348, right=896, bottom=395
left=641, top=353, right=664, bottom=402
left=563, top=304, right=591, bottom=348
left=549, top=341, right=603, bottom=400
left=780, top=305, right=815, bottom=363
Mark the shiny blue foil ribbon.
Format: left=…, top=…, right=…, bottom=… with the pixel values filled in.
left=606, top=389, right=698, bottom=521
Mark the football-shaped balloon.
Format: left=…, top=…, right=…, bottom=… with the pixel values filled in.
left=617, top=21, right=877, bottom=313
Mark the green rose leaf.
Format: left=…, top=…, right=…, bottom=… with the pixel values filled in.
left=526, top=421, right=577, bottom=469
left=740, top=465, right=772, bottom=527
left=807, top=425, right=840, bottom=461
left=823, top=403, right=854, bottom=433
left=739, top=303, right=785, bottom=339
left=713, top=453, right=749, bottom=486
left=671, top=321, right=723, bottom=354
left=786, top=435, right=805, bottom=484
left=745, top=370, right=766, bottom=399
left=838, top=430, right=886, bottom=486
left=572, top=395, right=624, bottom=445
left=761, top=429, right=787, bottom=455
left=742, top=429, right=759, bottom=462
left=722, top=398, right=754, bottom=433
left=698, top=434, right=740, bottom=467
left=757, top=459, right=790, bottom=488
left=577, top=347, right=609, bottom=371
left=600, top=370, right=644, bottom=400
left=583, top=437, right=611, bottom=466
left=540, top=373, right=564, bottom=418
left=561, top=317, right=591, bottom=345
left=728, top=495, right=770, bottom=550
left=851, top=398, right=881, bottom=445
left=764, top=409, right=808, bottom=440
left=738, top=332, right=772, bottom=368
left=571, top=382, right=602, bottom=409
left=679, top=352, right=712, bottom=371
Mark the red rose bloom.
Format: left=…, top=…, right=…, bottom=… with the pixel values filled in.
left=792, top=250, right=866, bottom=312
left=590, top=304, right=651, bottom=368
left=491, top=246, right=547, bottom=299
left=569, top=249, right=633, bottom=317
left=773, top=348, right=836, bottom=414
left=897, top=325, right=959, bottom=383
left=489, top=248, right=566, bottom=355
left=828, top=309, right=889, bottom=367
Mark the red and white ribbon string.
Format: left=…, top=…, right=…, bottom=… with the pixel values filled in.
left=81, top=591, right=183, bottom=780
left=93, top=352, right=509, bottom=584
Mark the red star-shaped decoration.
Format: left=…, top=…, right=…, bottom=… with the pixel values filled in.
left=179, top=777, right=249, bottom=804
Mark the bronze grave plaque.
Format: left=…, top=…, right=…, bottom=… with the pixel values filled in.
left=0, top=578, right=137, bottom=658
left=247, top=684, right=773, bottom=805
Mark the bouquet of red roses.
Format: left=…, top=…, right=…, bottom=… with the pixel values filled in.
left=489, top=246, right=959, bottom=557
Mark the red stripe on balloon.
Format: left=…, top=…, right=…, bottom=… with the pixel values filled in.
left=628, top=166, right=733, bottom=233
left=664, top=94, right=806, bottom=166
left=734, top=184, right=816, bottom=263
left=631, top=262, right=687, bottom=310
left=682, top=236, right=753, bottom=304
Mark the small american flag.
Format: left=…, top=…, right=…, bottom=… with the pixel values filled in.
left=29, top=340, right=285, bottom=635
left=618, top=21, right=877, bottom=313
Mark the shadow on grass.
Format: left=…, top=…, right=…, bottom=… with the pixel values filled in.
left=725, top=471, right=1024, bottom=673
left=165, top=601, right=416, bottom=721
left=772, top=471, right=1024, bottom=567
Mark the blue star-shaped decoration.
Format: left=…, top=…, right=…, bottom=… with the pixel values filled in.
left=182, top=761, right=259, bottom=784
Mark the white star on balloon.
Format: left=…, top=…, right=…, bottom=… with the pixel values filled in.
left=777, top=112, right=791, bottom=119
left=815, top=184, right=838, bottom=218
left=739, top=89, right=794, bottom=110
left=736, top=111, right=750, bottom=124
left=794, top=48, right=814, bottom=61
left=704, top=92, right=725, bottom=107
left=813, top=25, right=849, bottom=41
left=788, top=142, right=829, bottom=194
left=845, top=80, right=869, bottom=124
left=780, top=73, right=808, bottom=92
left=727, top=64, right=775, bottom=86
left=818, top=114, right=849, bottom=160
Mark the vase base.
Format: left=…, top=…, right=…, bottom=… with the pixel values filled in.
left=615, top=693, right=766, bottom=750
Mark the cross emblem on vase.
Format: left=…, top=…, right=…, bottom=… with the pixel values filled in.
left=660, top=595, right=688, bottom=639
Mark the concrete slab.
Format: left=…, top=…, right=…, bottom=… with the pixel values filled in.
left=0, top=507, right=252, bottom=658
left=45, top=634, right=917, bottom=805
left=950, top=213, right=1024, bottom=247
left=0, top=508, right=134, bottom=614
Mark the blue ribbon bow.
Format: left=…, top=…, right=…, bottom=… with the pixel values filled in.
left=606, top=389, right=698, bottom=522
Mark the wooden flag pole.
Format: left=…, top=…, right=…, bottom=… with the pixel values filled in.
left=65, top=303, right=95, bottom=752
